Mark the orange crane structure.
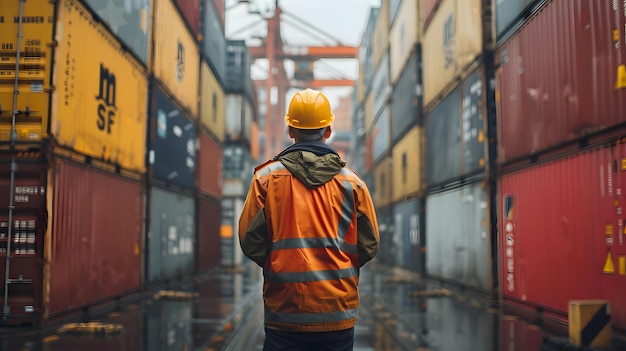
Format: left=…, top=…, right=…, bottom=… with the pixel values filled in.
left=247, top=0, right=358, bottom=160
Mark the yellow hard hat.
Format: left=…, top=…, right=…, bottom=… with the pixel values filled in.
left=285, top=89, right=334, bottom=129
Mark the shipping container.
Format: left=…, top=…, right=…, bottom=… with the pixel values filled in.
left=391, top=52, right=421, bottom=143
left=153, top=0, right=200, bottom=117
left=225, top=40, right=253, bottom=99
left=389, top=0, right=402, bottom=27
left=52, top=0, right=148, bottom=173
left=196, top=196, right=221, bottom=272
left=373, top=157, right=393, bottom=209
left=496, top=0, right=626, bottom=165
left=200, top=61, right=225, bottom=141
left=82, top=0, right=151, bottom=64
left=0, top=0, right=54, bottom=144
left=201, top=0, right=226, bottom=82
left=495, top=0, right=544, bottom=41
left=213, top=0, right=226, bottom=30
left=197, top=129, right=222, bottom=198
left=389, top=0, right=420, bottom=85
left=365, top=108, right=389, bottom=170
left=422, top=0, right=440, bottom=30
left=371, top=52, right=390, bottom=122
left=220, top=197, right=243, bottom=267
left=148, top=187, right=195, bottom=283
left=426, top=182, right=490, bottom=291
left=250, top=120, right=260, bottom=162
left=361, top=8, right=379, bottom=94
left=174, top=0, right=201, bottom=39
left=48, top=159, right=144, bottom=316
left=371, top=1, right=389, bottom=73
left=0, top=151, right=47, bottom=323
left=224, top=95, right=252, bottom=142
left=392, top=126, right=423, bottom=202
left=364, top=90, right=375, bottom=134
left=426, top=67, right=487, bottom=187
left=149, top=86, right=197, bottom=191
left=422, top=0, right=483, bottom=108
left=392, top=198, right=424, bottom=273
left=499, top=142, right=626, bottom=330
left=373, top=205, right=393, bottom=265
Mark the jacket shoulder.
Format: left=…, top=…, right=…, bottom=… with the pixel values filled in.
left=254, top=160, right=287, bottom=176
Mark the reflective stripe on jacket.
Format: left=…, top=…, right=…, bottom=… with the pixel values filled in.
left=238, top=147, right=379, bottom=332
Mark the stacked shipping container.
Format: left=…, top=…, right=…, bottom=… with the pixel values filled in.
left=0, top=0, right=227, bottom=325
left=495, top=0, right=626, bottom=330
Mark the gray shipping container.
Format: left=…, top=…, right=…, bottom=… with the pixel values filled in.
left=150, top=87, right=197, bottom=190
left=426, top=68, right=486, bottom=187
left=201, top=0, right=226, bottom=82
left=425, top=182, right=490, bottom=291
left=148, top=187, right=196, bottom=282
left=83, top=0, right=151, bottom=64
left=495, top=0, right=546, bottom=41
left=225, top=40, right=254, bottom=99
left=391, top=51, right=421, bottom=145
left=392, top=198, right=424, bottom=273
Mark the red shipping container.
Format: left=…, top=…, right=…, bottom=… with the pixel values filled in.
left=49, top=159, right=143, bottom=315
left=196, top=196, right=221, bottom=272
left=496, top=0, right=626, bottom=164
left=174, top=0, right=201, bottom=39
left=197, top=129, right=222, bottom=198
left=499, top=141, right=626, bottom=330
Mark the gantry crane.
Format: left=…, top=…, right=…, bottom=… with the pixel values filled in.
left=247, top=0, right=358, bottom=160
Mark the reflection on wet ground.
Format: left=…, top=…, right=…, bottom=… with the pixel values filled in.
left=1, top=261, right=567, bottom=351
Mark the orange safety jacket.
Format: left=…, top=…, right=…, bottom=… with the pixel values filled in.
left=238, top=142, right=380, bottom=332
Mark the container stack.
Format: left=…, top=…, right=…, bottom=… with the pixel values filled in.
left=495, top=0, right=626, bottom=330
left=0, top=0, right=228, bottom=325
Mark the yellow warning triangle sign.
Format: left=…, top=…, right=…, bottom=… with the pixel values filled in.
left=603, top=251, right=615, bottom=274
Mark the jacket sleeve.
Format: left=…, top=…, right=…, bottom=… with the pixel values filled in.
left=355, top=182, right=380, bottom=267
left=238, top=174, right=269, bottom=267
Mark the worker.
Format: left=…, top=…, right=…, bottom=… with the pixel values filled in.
left=238, top=88, right=380, bottom=351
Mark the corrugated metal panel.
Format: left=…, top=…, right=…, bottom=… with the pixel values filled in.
left=174, top=0, right=201, bottom=39
left=371, top=53, right=390, bottom=121
left=148, top=187, right=195, bottom=283
left=0, top=152, right=47, bottom=322
left=225, top=40, right=253, bottom=98
left=426, top=182, right=490, bottom=291
left=82, top=0, right=151, bottom=64
left=224, top=95, right=252, bottom=142
left=389, top=0, right=419, bottom=85
left=422, top=0, right=483, bottom=108
left=52, top=0, right=148, bottom=173
left=0, top=1, right=54, bottom=143
left=495, top=0, right=543, bottom=40
left=196, top=197, right=220, bottom=272
left=371, top=107, right=390, bottom=166
left=392, top=126, right=423, bottom=202
left=392, top=198, right=424, bottom=273
left=373, top=157, right=392, bottom=208
left=149, top=87, right=197, bottom=190
left=197, top=130, right=221, bottom=198
left=153, top=0, right=200, bottom=117
left=50, top=160, right=143, bottom=315
left=201, top=0, right=226, bottom=82
left=200, top=61, right=225, bottom=141
left=496, top=0, right=626, bottom=164
left=426, top=68, right=486, bottom=187
left=499, top=143, right=626, bottom=330
left=391, top=52, right=421, bottom=143
left=372, top=2, right=389, bottom=72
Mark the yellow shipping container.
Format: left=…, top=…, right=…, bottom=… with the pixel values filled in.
left=153, top=0, right=200, bottom=117
left=371, top=0, right=389, bottom=72
left=0, top=0, right=55, bottom=143
left=389, top=0, right=421, bottom=85
left=373, top=157, right=393, bottom=208
left=200, top=61, right=224, bottom=141
left=392, top=126, right=423, bottom=202
left=422, top=0, right=482, bottom=108
left=364, top=91, right=375, bottom=133
left=52, top=0, right=148, bottom=173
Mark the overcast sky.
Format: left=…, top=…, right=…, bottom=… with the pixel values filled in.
left=225, top=0, right=381, bottom=108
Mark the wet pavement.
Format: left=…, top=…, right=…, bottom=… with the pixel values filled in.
left=0, top=260, right=572, bottom=351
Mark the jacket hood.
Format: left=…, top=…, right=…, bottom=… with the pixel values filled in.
left=275, top=142, right=345, bottom=188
